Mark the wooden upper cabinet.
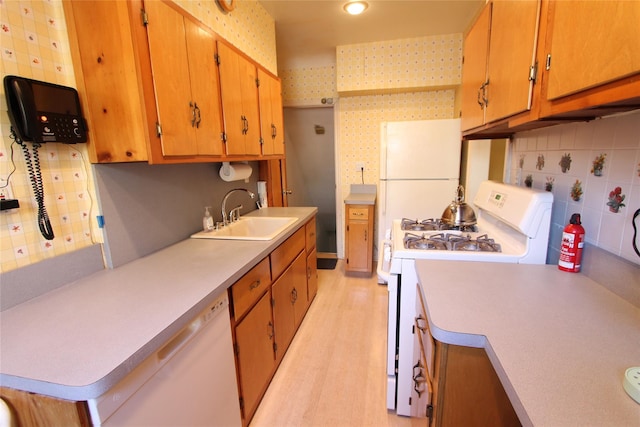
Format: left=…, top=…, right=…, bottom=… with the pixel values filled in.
left=545, top=1, right=640, bottom=101
left=461, top=0, right=540, bottom=131
left=217, top=41, right=262, bottom=156
left=144, top=0, right=224, bottom=157
left=63, top=0, right=150, bottom=163
left=485, top=0, right=540, bottom=123
left=258, top=69, right=285, bottom=156
left=461, top=3, right=491, bottom=131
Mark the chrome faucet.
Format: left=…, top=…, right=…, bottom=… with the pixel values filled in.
left=221, top=188, right=255, bottom=226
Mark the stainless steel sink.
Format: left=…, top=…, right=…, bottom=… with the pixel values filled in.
left=190, top=216, right=297, bottom=241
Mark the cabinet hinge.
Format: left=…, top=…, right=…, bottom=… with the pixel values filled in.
left=155, top=122, right=162, bottom=137
left=273, top=342, right=278, bottom=352
left=141, top=9, right=149, bottom=26
left=239, top=397, right=244, bottom=411
left=259, top=137, right=264, bottom=146
left=256, top=78, right=260, bottom=87
left=546, top=54, right=552, bottom=71
left=426, top=404, right=433, bottom=419
left=221, top=132, right=227, bottom=143
left=214, top=53, right=220, bottom=66
left=271, top=297, right=275, bottom=307
left=233, top=342, right=239, bottom=356
left=529, top=62, right=538, bottom=82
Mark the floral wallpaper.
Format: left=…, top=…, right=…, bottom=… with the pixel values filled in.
left=510, top=111, right=640, bottom=264
left=0, top=0, right=100, bottom=273
left=0, top=0, right=277, bottom=273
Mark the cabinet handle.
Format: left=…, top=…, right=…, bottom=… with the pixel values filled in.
left=249, top=279, right=261, bottom=291
left=476, top=87, right=483, bottom=108
left=244, top=116, right=249, bottom=134
left=241, top=115, right=247, bottom=134
left=194, top=102, right=201, bottom=128
left=271, top=123, right=277, bottom=139
left=190, top=101, right=197, bottom=127
left=267, top=321, right=274, bottom=339
left=413, top=360, right=427, bottom=398
left=364, top=230, right=367, bottom=241
left=291, top=288, right=298, bottom=304
left=415, top=315, right=429, bottom=334
left=482, top=79, right=490, bottom=106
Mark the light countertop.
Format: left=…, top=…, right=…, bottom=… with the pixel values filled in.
left=415, top=260, right=640, bottom=427
left=345, top=184, right=376, bottom=205
left=0, top=207, right=316, bottom=401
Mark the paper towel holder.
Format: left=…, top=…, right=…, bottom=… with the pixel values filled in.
left=220, top=161, right=252, bottom=182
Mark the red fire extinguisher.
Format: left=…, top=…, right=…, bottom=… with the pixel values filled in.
left=558, top=213, right=585, bottom=272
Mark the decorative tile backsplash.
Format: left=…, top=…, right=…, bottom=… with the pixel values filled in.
left=510, top=111, right=640, bottom=264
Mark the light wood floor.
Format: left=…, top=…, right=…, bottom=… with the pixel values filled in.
left=250, top=260, right=424, bottom=427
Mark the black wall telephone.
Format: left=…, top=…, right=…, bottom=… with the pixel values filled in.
left=3, top=75, right=87, bottom=144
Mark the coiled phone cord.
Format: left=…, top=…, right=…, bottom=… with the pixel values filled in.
left=633, top=208, right=640, bottom=258
left=11, top=127, right=55, bottom=240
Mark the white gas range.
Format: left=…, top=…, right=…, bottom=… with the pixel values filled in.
left=378, top=181, right=553, bottom=416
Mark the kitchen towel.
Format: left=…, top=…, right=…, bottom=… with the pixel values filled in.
left=219, top=162, right=252, bottom=182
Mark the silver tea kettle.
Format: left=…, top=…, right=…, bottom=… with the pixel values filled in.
left=441, top=185, right=477, bottom=228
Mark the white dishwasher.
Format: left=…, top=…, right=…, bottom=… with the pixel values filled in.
left=87, top=293, right=242, bottom=427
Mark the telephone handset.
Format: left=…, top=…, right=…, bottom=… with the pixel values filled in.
left=3, top=75, right=87, bottom=144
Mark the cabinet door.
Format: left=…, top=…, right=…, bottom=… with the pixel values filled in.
left=272, top=252, right=307, bottom=363
left=234, top=291, right=275, bottom=422
left=144, top=0, right=197, bottom=157
left=217, top=41, right=246, bottom=155
left=184, top=19, right=224, bottom=156
left=218, top=42, right=261, bottom=156
left=346, top=220, right=370, bottom=272
left=461, top=3, right=491, bottom=131
left=272, top=261, right=297, bottom=363
left=485, top=0, right=540, bottom=123
left=307, top=248, right=318, bottom=302
left=258, top=70, right=285, bottom=156
left=546, top=1, right=640, bottom=100
left=239, top=56, right=262, bottom=155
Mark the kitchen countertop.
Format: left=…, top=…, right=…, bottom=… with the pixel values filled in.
left=415, top=260, right=640, bottom=427
left=344, top=183, right=377, bottom=205
left=0, top=207, right=316, bottom=401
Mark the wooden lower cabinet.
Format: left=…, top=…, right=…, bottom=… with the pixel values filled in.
left=272, top=252, right=308, bottom=364
left=233, top=290, right=276, bottom=423
left=0, top=387, right=90, bottom=427
left=432, top=344, right=521, bottom=427
left=345, top=204, right=374, bottom=273
left=230, top=217, right=317, bottom=426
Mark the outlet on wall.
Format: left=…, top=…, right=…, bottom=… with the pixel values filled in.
left=355, top=162, right=365, bottom=172
left=0, top=180, right=14, bottom=200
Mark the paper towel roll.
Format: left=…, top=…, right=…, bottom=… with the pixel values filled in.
left=219, top=162, right=252, bottom=182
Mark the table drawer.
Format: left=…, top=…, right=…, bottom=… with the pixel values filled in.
left=231, top=257, right=271, bottom=321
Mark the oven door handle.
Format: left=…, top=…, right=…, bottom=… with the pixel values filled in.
left=376, top=239, right=393, bottom=284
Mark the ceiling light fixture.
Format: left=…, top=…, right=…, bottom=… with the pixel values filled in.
left=344, top=1, right=368, bottom=15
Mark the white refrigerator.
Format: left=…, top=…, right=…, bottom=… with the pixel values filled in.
left=378, top=118, right=462, bottom=250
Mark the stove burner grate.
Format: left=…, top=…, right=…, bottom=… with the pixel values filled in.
left=403, top=232, right=502, bottom=252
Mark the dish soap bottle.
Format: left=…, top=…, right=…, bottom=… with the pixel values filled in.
left=203, top=206, right=214, bottom=232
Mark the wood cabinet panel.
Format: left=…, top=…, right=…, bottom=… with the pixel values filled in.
left=345, top=204, right=374, bottom=273
left=258, top=69, right=285, bottom=156
left=230, top=257, right=271, bottom=321
left=0, top=387, right=90, bottom=427
left=305, top=216, right=317, bottom=253
left=546, top=0, right=640, bottom=100
left=233, top=291, right=275, bottom=423
left=461, top=3, right=491, bottom=131
left=218, top=41, right=261, bottom=156
left=272, top=252, right=307, bottom=364
left=63, top=0, right=149, bottom=163
left=307, top=247, right=318, bottom=302
left=485, top=0, right=540, bottom=123
left=270, top=228, right=305, bottom=280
